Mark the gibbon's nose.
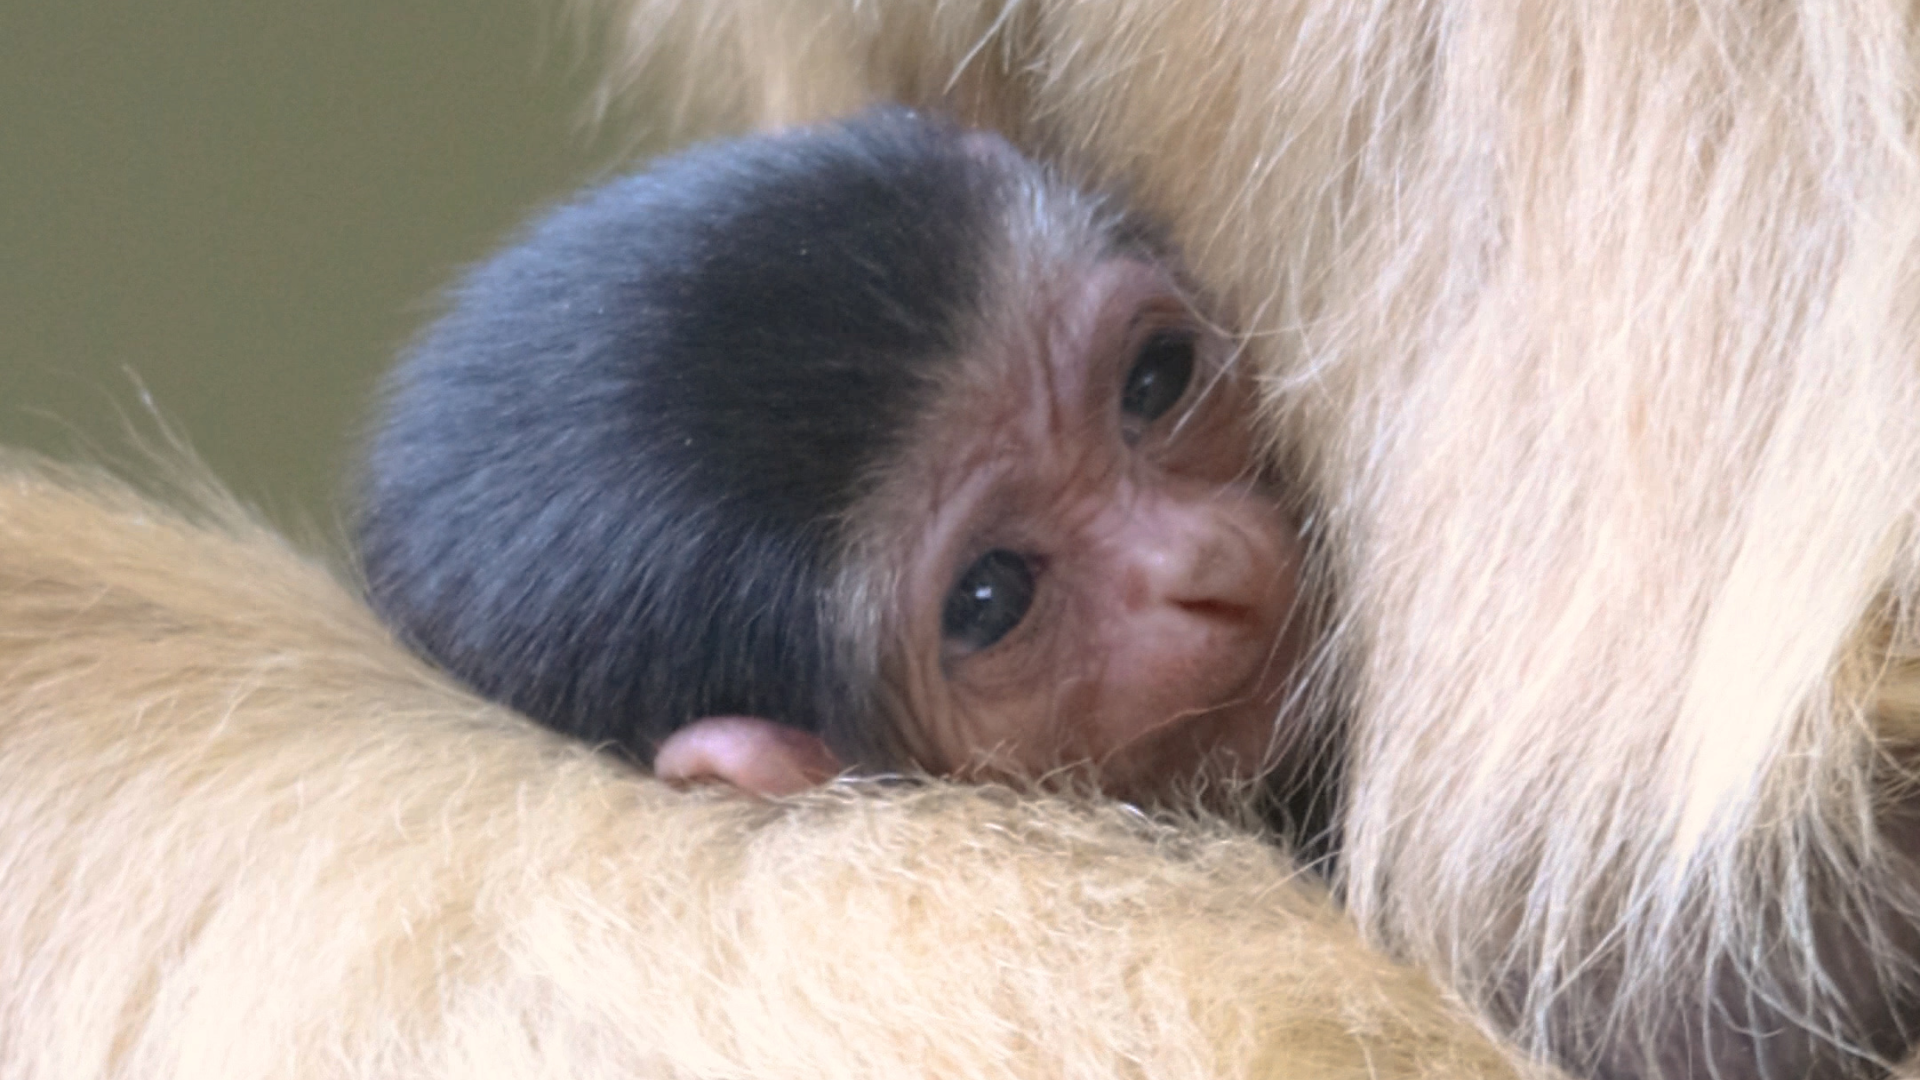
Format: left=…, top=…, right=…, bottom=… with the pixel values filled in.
left=1111, top=483, right=1293, bottom=626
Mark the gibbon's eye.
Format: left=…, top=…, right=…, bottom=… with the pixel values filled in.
left=942, top=548, right=1036, bottom=651
left=1120, top=328, right=1197, bottom=423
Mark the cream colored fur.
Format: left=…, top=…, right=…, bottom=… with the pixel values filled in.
left=10, top=0, right=1920, bottom=1074
left=587, top=0, right=1920, bottom=1075
left=0, top=459, right=1524, bottom=1077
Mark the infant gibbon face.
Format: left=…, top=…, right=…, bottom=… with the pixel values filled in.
left=873, top=257, right=1303, bottom=799
left=660, top=255, right=1304, bottom=801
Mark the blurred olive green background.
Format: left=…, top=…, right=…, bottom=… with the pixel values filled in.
left=0, top=2, right=627, bottom=539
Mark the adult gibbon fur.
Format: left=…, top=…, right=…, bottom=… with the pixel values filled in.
left=0, top=460, right=1519, bottom=1077
left=590, top=0, right=1920, bottom=1076
left=3, top=2, right=1920, bottom=1080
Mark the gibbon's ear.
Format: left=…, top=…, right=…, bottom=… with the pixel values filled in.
left=654, top=715, right=844, bottom=796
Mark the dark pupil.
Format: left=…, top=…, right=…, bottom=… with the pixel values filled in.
left=941, top=549, right=1035, bottom=650
left=1120, top=329, right=1197, bottom=422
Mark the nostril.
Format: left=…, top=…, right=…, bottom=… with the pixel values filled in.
left=1174, top=597, right=1257, bottom=624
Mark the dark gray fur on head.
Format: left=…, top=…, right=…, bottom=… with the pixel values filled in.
left=357, top=108, right=1058, bottom=763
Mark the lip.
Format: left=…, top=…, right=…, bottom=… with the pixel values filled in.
left=1092, top=641, right=1298, bottom=793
